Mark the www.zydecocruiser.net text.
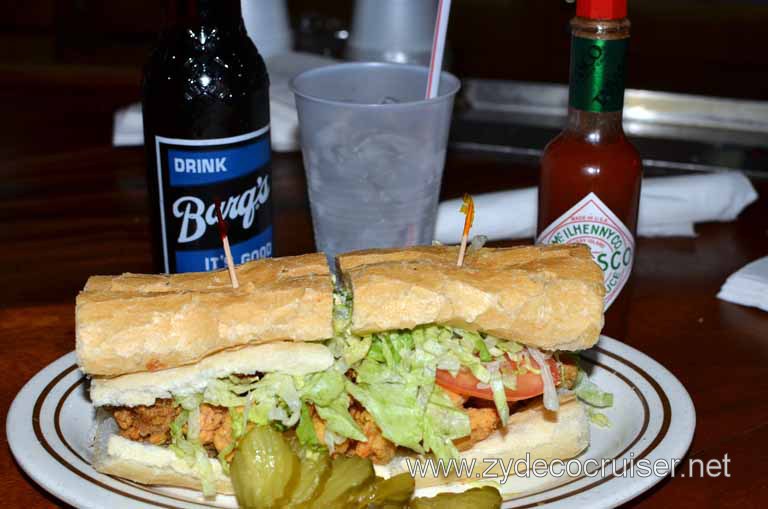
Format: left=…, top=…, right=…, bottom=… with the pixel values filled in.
left=404, top=453, right=731, bottom=484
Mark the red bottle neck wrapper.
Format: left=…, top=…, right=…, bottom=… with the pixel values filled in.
left=577, top=0, right=627, bottom=20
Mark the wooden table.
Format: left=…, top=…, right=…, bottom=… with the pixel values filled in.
left=1, top=66, right=767, bottom=508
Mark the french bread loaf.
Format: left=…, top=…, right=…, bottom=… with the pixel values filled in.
left=338, top=245, right=604, bottom=351
left=76, top=253, right=333, bottom=376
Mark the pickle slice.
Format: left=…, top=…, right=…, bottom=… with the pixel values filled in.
left=347, top=472, right=415, bottom=508
left=409, top=486, right=502, bottom=509
left=230, top=426, right=300, bottom=509
left=279, top=450, right=331, bottom=508
left=310, top=456, right=376, bottom=509
left=372, top=473, right=415, bottom=505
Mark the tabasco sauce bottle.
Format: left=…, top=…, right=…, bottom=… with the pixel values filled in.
left=537, top=0, right=642, bottom=315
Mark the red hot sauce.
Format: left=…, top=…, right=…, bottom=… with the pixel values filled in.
left=537, top=0, right=642, bottom=310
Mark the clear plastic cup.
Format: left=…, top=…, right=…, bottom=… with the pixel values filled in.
left=291, top=62, right=461, bottom=262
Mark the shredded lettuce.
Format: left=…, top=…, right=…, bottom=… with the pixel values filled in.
left=574, top=370, right=614, bottom=408
left=187, top=404, right=201, bottom=442
left=169, top=434, right=196, bottom=462
left=487, top=362, right=510, bottom=425
left=296, top=402, right=325, bottom=450
left=338, top=335, right=372, bottom=366
left=571, top=369, right=614, bottom=429
left=299, top=369, right=366, bottom=441
left=342, top=324, right=541, bottom=459
left=439, top=330, right=489, bottom=383
left=314, top=394, right=367, bottom=442
left=169, top=409, right=188, bottom=443
left=527, top=347, right=559, bottom=411
left=500, top=361, right=518, bottom=390
left=252, top=373, right=301, bottom=427
left=203, top=377, right=261, bottom=408
left=588, top=408, right=612, bottom=428
left=423, top=387, right=471, bottom=460
left=345, top=326, right=487, bottom=460
left=496, top=339, right=524, bottom=355
left=300, top=370, right=346, bottom=407
left=346, top=379, right=424, bottom=452
left=217, top=441, right=236, bottom=476
left=483, top=335, right=503, bottom=357
left=228, top=407, right=247, bottom=443
left=466, top=332, right=493, bottom=362
left=194, top=447, right=216, bottom=497
left=175, top=393, right=203, bottom=411
left=168, top=407, right=216, bottom=497
left=355, top=357, right=403, bottom=385
left=323, top=429, right=347, bottom=453
left=164, top=349, right=383, bottom=493
left=195, top=373, right=300, bottom=429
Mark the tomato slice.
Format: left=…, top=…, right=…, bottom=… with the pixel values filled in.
left=435, top=355, right=560, bottom=402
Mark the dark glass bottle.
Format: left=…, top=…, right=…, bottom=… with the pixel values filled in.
left=143, top=0, right=272, bottom=274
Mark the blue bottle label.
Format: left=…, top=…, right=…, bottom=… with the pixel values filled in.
left=154, top=126, right=272, bottom=273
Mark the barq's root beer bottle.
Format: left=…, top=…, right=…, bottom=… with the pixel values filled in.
left=143, top=0, right=272, bottom=274
left=537, top=0, right=642, bottom=310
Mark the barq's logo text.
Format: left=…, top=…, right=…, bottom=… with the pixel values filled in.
left=172, top=175, right=270, bottom=243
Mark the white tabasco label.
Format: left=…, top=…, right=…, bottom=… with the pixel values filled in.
left=537, top=192, right=635, bottom=309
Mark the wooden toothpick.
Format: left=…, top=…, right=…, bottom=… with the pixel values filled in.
left=457, top=193, right=475, bottom=267
left=214, top=200, right=239, bottom=289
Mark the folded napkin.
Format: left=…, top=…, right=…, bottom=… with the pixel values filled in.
left=718, top=256, right=768, bottom=312
left=112, top=51, right=336, bottom=153
left=435, top=172, right=758, bottom=243
left=112, top=103, right=143, bottom=147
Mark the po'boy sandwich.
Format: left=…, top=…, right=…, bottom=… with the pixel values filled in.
left=77, top=245, right=610, bottom=497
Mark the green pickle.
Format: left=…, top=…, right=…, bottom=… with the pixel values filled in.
left=230, top=426, right=300, bottom=509
left=229, top=424, right=502, bottom=509
left=279, top=448, right=331, bottom=508
left=371, top=473, right=416, bottom=507
left=348, top=473, right=415, bottom=508
left=410, top=486, right=502, bottom=509
left=310, top=456, right=376, bottom=509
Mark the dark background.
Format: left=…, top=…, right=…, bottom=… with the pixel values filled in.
left=1, top=0, right=766, bottom=100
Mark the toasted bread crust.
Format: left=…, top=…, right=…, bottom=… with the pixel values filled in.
left=338, top=245, right=604, bottom=351
left=76, top=253, right=333, bottom=376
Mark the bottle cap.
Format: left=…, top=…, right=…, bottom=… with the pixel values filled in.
left=576, top=0, right=627, bottom=20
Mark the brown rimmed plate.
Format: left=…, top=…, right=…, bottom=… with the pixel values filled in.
left=7, top=336, right=695, bottom=508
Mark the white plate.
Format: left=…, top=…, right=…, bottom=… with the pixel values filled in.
left=7, top=336, right=695, bottom=509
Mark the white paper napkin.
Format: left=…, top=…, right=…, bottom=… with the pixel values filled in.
left=435, top=172, right=758, bottom=243
left=112, top=51, right=336, bottom=153
left=718, top=256, right=768, bottom=312
left=112, top=103, right=143, bottom=147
